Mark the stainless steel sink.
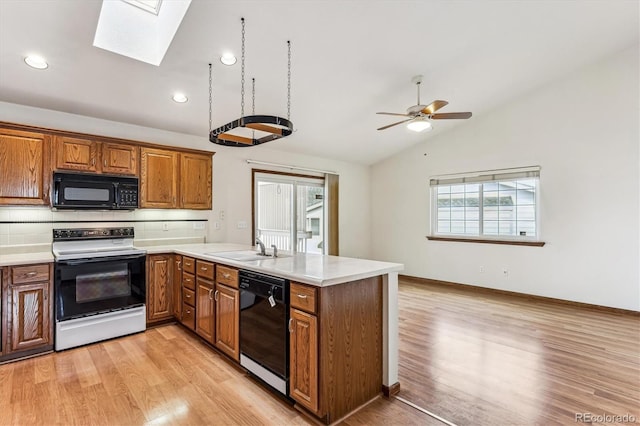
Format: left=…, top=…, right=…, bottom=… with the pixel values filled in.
left=205, top=250, right=289, bottom=262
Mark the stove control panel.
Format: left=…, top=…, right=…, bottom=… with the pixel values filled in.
left=53, top=227, right=135, bottom=241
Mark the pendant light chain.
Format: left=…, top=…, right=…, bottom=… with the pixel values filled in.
left=252, top=78, right=256, bottom=115
left=208, top=63, right=212, bottom=133
left=287, top=40, right=291, bottom=121
left=240, top=17, right=246, bottom=119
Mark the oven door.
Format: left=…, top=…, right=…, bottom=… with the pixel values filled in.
left=55, top=254, right=146, bottom=321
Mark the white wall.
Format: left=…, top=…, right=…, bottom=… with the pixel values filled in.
left=0, top=102, right=372, bottom=258
left=371, top=46, right=639, bottom=311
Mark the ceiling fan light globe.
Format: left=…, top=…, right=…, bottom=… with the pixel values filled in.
left=407, top=119, right=432, bottom=132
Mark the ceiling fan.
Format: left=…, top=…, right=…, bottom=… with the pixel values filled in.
left=377, top=75, right=472, bottom=132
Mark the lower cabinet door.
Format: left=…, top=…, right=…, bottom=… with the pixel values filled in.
left=172, top=256, right=182, bottom=318
left=196, top=279, right=215, bottom=343
left=289, top=308, right=319, bottom=413
left=215, top=284, right=239, bottom=361
left=10, top=281, right=52, bottom=352
left=147, top=255, right=173, bottom=323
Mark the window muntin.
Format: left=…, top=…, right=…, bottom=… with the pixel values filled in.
left=431, top=168, right=539, bottom=240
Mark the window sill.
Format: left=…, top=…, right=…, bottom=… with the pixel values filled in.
left=426, top=236, right=545, bottom=247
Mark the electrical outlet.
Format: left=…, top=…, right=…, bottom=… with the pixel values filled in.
left=162, top=222, right=169, bottom=231
left=237, top=221, right=247, bottom=229
left=219, top=210, right=225, bottom=220
left=502, top=268, right=509, bottom=277
left=193, top=223, right=205, bottom=230
left=479, top=266, right=485, bottom=273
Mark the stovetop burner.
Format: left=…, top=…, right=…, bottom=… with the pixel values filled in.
left=52, top=227, right=146, bottom=261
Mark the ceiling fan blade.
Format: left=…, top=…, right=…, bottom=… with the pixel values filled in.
left=377, top=118, right=413, bottom=131
left=421, top=100, right=448, bottom=115
left=376, top=112, right=412, bottom=117
left=431, top=112, right=472, bottom=120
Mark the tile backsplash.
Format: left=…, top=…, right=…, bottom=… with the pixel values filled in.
left=0, top=207, right=210, bottom=250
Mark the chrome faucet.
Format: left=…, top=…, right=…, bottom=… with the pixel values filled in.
left=271, top=244, right=278, bottom=258
left=255, top=237, right=266, bottom=256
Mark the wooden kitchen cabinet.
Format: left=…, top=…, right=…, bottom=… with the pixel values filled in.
left=196, top=278, right=215, bottom=343
left=0, top=127, right=51, bottom=206
left=140, top=147, right=179, bottom=208
left=146, top=254, right=173, bottom=324
left=54, top=135, right=99, bottom=172
left=1, top=263, right=53, bottom=358
left=172, top=255, right=182, bottom=319
left=101, top=142, right=138, bottom=175
left=215, top=283, right=239, bottom=361
left=195, top=260, right=215, bottom=343
left=54, top=137, right=138, bottom=176
left=289, top=279, right=382, bottom=423
left=180, top=152, right=212, bottom=209
left=290, top=307, right=319, bottom=413
left=141, top=147, right=213, bottom=210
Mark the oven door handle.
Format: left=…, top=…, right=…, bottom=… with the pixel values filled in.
left=58, top=254, right=146, bottom=265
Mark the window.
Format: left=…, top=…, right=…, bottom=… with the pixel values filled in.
left=253, top=171, right=326, bottom=254
left=430, top=167, right=540, bottom=240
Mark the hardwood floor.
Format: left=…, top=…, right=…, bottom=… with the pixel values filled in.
left=1, top=279, right=638, bottom=425
left=397, top=278, right=640, bottom=425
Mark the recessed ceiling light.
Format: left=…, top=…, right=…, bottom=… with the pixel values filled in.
left=220, top=53, right=237, bottom=66
left=24, top=55, right=48, bottom=70
left=172, top=93, right=188, bottom=103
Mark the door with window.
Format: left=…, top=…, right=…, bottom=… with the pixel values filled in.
left=253, top=172, right=325, bottom=254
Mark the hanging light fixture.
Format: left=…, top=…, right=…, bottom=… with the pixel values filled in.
left=407, top=117, right=432, bottom=132
left=209, top=18, right=294, bottom=147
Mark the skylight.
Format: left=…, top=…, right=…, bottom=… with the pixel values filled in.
left=93, top=0, right=192, bottom=66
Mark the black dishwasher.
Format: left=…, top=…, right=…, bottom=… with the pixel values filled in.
left=239, top=270, right=290, bottom=395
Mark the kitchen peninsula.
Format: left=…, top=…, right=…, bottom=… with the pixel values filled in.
left=143, top=242, right=403, bottom=424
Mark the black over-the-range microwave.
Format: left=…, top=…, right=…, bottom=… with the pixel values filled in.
left=52, top=172, right=139, bottom=210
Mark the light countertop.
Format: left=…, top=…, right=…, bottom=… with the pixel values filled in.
left=0, top=242, right=403, bottom=287
left=0, top=251, right=54, bottom=267
left=146, top=243, right=403, bottom=287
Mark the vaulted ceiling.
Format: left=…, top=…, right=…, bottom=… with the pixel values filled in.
left=0, top=0, right=637, bottom=165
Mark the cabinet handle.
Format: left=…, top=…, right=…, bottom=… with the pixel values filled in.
left=44, top=289, right=48, bottom=300
left=297, top=294, right=308, bottom=299
left=223, top=273, right=230, bottom=279
left=92, top=158, right=95, bottom=166
left=177, top=261, right=182, bottom=270
left=26, top=271, right=38, bottom=277
left=288, top=318, right=294, bottom=333
left=209, top=289, right=214, bottom=300
left=185, top=293, right=191, bottom=299
left=214, top=290, right=219, bottom=301
left=201, top=266, right=208, bottom=271
left=104, top=159, right=107, bottom=167
left=186, top=309, right=191, bottom=314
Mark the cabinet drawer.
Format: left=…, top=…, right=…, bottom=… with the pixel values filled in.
left=216, top=265, right=238, bottom=288
left=196, top=260, right=215, bottom=280
left=183, top=272, right=196, bottom=291
left=290, top=282, right=317, bottom=314
left=183, top=257, right=195, bottom=274
left=183, top=287, right=196, bottom=307
left=12, top=264, right=50, bottom=284
left=182, top=302, right=195, bottom=330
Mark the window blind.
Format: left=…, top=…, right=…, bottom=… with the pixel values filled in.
left=430, top=166, right=540, bottom=186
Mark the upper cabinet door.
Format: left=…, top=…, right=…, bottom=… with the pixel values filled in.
left=102, top=142, right=138, bottom=175
left=0, top=128, right=51, bottom=205
left=140, top=147, right=179, bottom=208
left=180, top=152, right=212, bottom=209
left=55, top=136, right=99, bottom=172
